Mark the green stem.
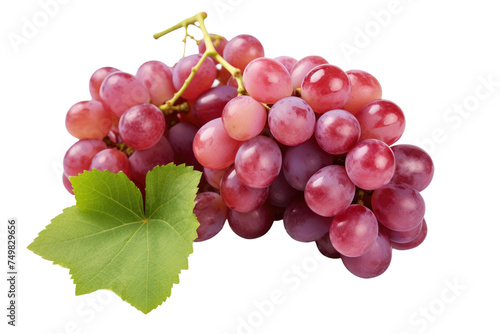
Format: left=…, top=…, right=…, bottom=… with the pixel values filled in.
left=103, top=137, right=135, bottom=157
left=153, top=12, right=206, bottom=40
left=154, top=12, right=247, bottom=115
left=159, top=51, right=211, bottom=113
left=196, top=15, right=245, bottom=95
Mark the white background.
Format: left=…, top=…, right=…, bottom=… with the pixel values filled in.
left=1, top=0, right=499, bottom=333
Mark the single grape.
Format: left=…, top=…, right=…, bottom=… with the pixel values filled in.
left=136, top=60, right=175, bottom=106
left=379, top=219, right=423, bottom=244
left=391, top=219, right=428, bottom=250
left=356, top=99, right=405, bottom=145
left=223, top=34, right=265, bottom=71
left=315, top=109, right=361, bottom=154
left=391, top=144, right=434, bottom=191
left=343, top=70, right=383, bottom=115
left=128, top=137, right=175, bottom=189
left=193, top=192, right=227, bottom=242
left=63, top=139, right=107, bottom=176
left=301, top=64, right=351, bottom=114
left=243, top=57, right=293, bottom=104
left=227, top=204, right=273, bottom=239
left=203, top=167, right=227, bottom=189
left=345, top=139, right=395, bottom=190
left=100, top=72, right=150, bottom=117
left=193, top=118, right=242, bottom=169
left=198, top=34, right=228, bottom=55
left=234, top=136, right=282, bottom=188
left=290, top=55, right=328, bottom=90
left=62, top=173, right=74, bottom=195
left=283, top=199, right=331, bottom=242
left=167, top=122, right=202, bottom=170
left=119, top=103, right=165, bottom=151
left=283, top=138, right=332, bottom=191
left=89, top=148, right=131, bottom=178
left=267, top=170, right=299, bottom=208
left=193, top=85, right=238, bottom=126
left=220, top=166, right=268, bottom=213
left=222, top=96, right=267, bottom=141
left=65, top=100, right=113, bottom=140
left=329, top=204, right=379, bottom=257
left=173, top=54, right=217, bottom=100
left=316, top=233, right=341, bottom=259
left=371, top=183, right=425, bottom=231
left=341, top=231, right=392, bottom=279
left=268, top=97, right=316, bottom=146
left=274, top=56, right=297, bottom=74
left=89, top=67, right=120, bottom=101
left=304, top=165, right=355, bottom=217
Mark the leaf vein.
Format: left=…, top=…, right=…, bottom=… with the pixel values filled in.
left=79, top=222, right=146, bottom=292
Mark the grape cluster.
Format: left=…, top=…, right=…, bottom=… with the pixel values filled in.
left=62, top=29, right=433, bottom=279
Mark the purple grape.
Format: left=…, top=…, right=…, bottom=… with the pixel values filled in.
left=220, top=166, right=268, bottom=213
left=283, top=138, right=332, bottom=191
left=379, top=220, right=423, bottom=244
left=329, top=205, right=378, bottom=257
left=316, top=233, right=341, bottom=259
left=167, top=122, right=202, bottom=170
left=391, top=219, right=428, bottom=250
left=283, top=200, right=331, bottom=242
left=227, top=204, right=273, bottom=239
left=371, top=183, right=425, bottom=232
left=193, top=192, right=227, bottom=242
left=267, top=170, right=299, bottom=208
left=129, top=137, right=175, bottom=190
left=193, top=85, right=238, bottom=126
left=341, top=231, right=392, bottom=279
left=203, top=167, right=227, bottom=190
left=391, top=144, right=434, bottom=191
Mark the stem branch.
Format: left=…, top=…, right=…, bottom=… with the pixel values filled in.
left=154, top=12, right=247, bottom=115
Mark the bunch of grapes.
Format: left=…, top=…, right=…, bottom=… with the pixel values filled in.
left=61, top=18, right=434, bottom=279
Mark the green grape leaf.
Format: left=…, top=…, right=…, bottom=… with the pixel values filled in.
left=28, top=164, right=201, bottom=314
